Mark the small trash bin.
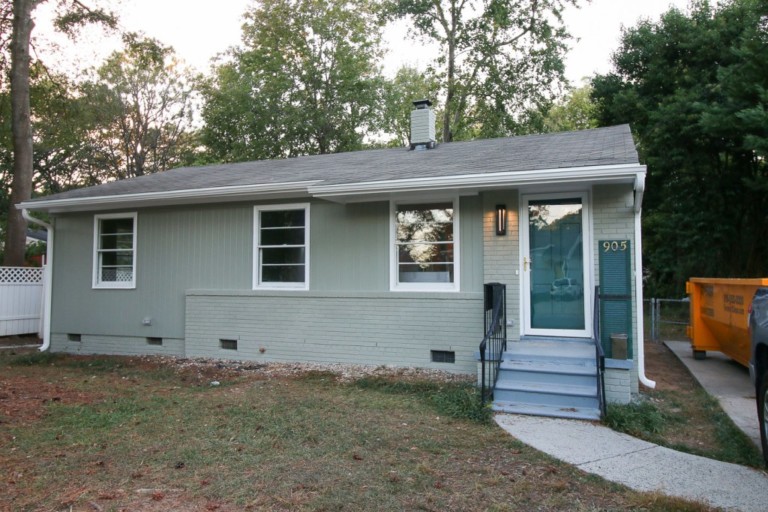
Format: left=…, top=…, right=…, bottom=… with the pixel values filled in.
left=611, top=333, right=628, bottom=359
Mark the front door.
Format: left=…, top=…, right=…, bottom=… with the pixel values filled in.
left=521, top=193, right=591, bottom=338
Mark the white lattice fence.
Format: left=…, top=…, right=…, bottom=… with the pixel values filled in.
left=0, top=266, right=45, bottom=336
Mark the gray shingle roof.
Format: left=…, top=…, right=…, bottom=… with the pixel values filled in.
left=27, top=124, right=638, bottom=203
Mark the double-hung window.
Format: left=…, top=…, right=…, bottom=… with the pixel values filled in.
left=393, top=201, right=458, bottom=291
left=93, top=213, right=137, bottom=289
left=254, top=204, right=309, bottom=289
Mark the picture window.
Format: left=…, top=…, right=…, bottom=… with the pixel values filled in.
left=392, top=201, right=458, bottom=291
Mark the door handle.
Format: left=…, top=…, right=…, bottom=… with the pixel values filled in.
left=524, top=257, right=532, bottom=271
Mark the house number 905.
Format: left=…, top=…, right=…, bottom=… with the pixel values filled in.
left=603, top=241, right=628, bottom=252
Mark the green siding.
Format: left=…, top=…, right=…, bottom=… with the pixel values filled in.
left=310, top=202, right=389, bottom=292
left=50, top=197, right=485, bottom=346
left=51, top=204, right=252, bottom=339
left=460, top=196, right=484, bottom=293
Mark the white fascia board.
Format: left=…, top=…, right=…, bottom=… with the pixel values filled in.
left=18, top=181, right=322, bottom=213
left=309, top=164, right=646, bottom=200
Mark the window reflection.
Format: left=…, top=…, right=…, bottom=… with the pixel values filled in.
left=528, top=199, right=585, bottom=330
left=258, top=207, right=307, bottom=285
left=396, top=203, right=455, bottom=284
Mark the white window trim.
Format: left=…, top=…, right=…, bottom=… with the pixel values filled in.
left=92, top=212, right=137, bottom=289
left=390, top=198, right=460, bottom=292
left=253, top=203, right=310, bottom=290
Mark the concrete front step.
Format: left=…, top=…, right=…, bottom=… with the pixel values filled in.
left=504, top=339, right=595, bottom=364
left=519, top=335, right=594, bottom=344
left=499, top=360, right=596, bottom=387
left=494, top=380, right=599, bottom=409
left=492, top=336, right=601, bottom=419
left=492, top=401, right=602, bottom=421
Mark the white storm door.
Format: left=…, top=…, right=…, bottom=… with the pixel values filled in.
left=521, top=193, right=592, bottom=338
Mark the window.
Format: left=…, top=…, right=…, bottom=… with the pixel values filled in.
left=93, top=213, right=137, bottom=289
left=254, top=204, right=309, bottom=289
left=392, top=200, right=458, bottom=291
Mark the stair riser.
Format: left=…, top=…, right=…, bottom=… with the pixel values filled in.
left=497, top=370, right=596, bottom=387
left=504, top=354, right=595, bottom=366
left=505, top=344, right=595, bottom=360
left=492, top=403, right=601, bottom=421
left=493, top=388, right=599, bottom=409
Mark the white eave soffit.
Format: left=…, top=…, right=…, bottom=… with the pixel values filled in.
left=19, top=164, right=646, bottom=212
left=18, top=181, right=322, bottom=213
left=309, top=164, right=647, bottom=203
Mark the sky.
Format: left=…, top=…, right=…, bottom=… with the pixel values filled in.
left=35, top=0, right=692, bottom=85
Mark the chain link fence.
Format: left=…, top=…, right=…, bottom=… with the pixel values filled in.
left=644, top=298, right=690, bottom=342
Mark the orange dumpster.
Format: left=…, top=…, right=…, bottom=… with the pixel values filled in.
left=686, top=278, right=768, bottom=366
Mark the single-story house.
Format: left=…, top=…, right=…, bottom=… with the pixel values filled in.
left=20, top=102, right=654, bottom=419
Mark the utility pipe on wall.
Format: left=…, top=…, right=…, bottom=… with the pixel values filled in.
left=20, top=208, right=52, bottom=352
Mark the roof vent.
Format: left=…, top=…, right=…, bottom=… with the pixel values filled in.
left=410, top=99, right=436, bottom=150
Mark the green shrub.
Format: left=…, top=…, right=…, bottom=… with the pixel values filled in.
left=353, top=376, right=441, bottom=395
left=353, top=377, right=491, bottom=424
left=604, top=400, right=667, bottom=437
left=431, top=385, right=492, bottom=424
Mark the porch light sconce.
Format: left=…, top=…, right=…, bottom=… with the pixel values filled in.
left=496, top=204, right=507, bottom=236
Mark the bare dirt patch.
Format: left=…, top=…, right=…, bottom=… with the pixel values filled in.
left=0, top=374, right=100, bottom=427
left=643, top=341, right=692, bottom=393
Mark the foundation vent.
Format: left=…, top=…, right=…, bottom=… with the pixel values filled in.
left=220, top=339, right=238, bottom=350
left=431, top=350, right=455, bottom=363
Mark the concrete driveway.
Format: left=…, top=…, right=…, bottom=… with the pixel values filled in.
left=665, top=340, right=760, bottom=448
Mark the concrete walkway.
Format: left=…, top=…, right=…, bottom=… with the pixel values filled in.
left=666, top=340, right=760, bottom=448
left=496, top=414, right=768, bottom=511
left=495, top=339, right=768, bottom=511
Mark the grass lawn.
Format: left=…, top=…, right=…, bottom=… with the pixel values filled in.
left=606, top=342, right=764, bottom=468
left=0, top=350, right=714, bottom=512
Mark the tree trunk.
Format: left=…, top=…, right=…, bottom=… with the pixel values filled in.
left=442, top=1, right=456, bottom=144
left=4, top=0, right=35, bottom=266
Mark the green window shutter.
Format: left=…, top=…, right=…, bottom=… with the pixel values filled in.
left=599, top=240, right=633, bottom=359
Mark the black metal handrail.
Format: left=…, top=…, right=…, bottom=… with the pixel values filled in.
left=480, top=283, right=506, bottom=405
left=593, top=285, right=606, bottom=418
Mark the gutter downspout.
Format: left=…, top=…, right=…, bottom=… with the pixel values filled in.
left=634, top=173, right=656, bottom=389
left=20, top=208, right=52, bottom=352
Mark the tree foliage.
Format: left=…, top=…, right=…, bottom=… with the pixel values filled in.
left=1, top=65, right=104, bottom=237
left=381, top=66, right=440, bottom=147
left=0, top=1, right=12, bottom=80
left=79, top=34, right=199, bottom=179
left=538, top=84, right=598, bottom=133
left=201, top=0, right=385, bottom=161
left=4, top=0, right=115, bottom=265
left=388, top=0, right=578, bottom=142
left=592, top=0, right=768, bottom=296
